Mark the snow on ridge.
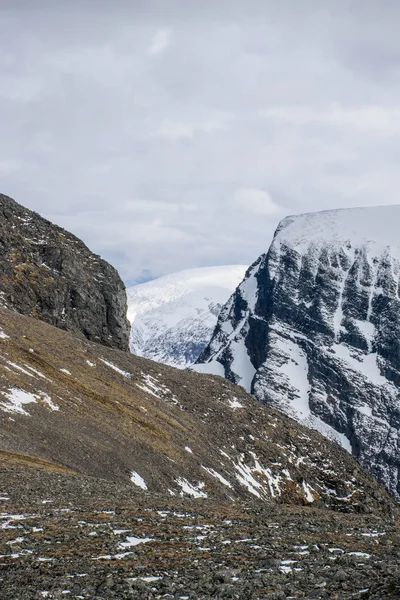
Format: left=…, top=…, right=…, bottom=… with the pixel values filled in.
left=127, top=265, right=248, bottom=320
left=274, top=205, right=400, bottom=258
left=127, top=265, right=247, bottom=368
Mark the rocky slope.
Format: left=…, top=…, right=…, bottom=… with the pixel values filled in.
left=0, top=194, right=130, bottom=350
left=127, top=266, right=247, bottom=367
left=1, top=465, right=399, bottom=599
left=196, top=206, right=400, bottom=500
left=0, top=306, right=395, bottom=514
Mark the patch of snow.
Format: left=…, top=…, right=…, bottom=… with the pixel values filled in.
left=233, top=458, right=262, bottom=498
left=229, top=337, right=256, bottom=392
left=331, top=344, right=387, bottom=386
left=6, top=361, right=37, bottom=378
left=39, top=394, right=59, bottom=411
left=176, top=478, right=207, bottom=498
left=136, top=383, right=160, bottom=398
left=131, top=471, right=147, bottom=490
left=305, top=410, right=352, bottom=453
left=275, top=336, right=310, bottom=419
left=130, top=576, right=161, bottom=582
left=100, top=359, right=131, bottom=378
left=192, top=361, right=225, bottom=377
left=201, top=466, right=232, bottom=488
left=0, top=328, right=9, bottom=339
left=357, top=404, right=373, bottom=417
left=228, top=397, right=244, bottom=409
left=0, top=388, right=60, bottom=416
left=302, top=481, right=315, bottom=503
left=354, top=319, right=376, bottom=352
left=118, top=536, right=154, bottom=549
left=60, top=368, right=71, bottom=375
left=185, top=446, right=193, bottom=454
left=24, top=365, right=50, bottom=381
left=0, top=389, right=39, bottom=416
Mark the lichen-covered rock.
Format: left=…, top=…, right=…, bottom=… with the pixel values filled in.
left=0, top=194, right=129, bottom=350
left=196, top=206, right=400, bottom=499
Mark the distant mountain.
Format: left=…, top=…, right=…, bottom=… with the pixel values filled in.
left=195, top=205, right=400, bottom=499
left=127, top=266, right=247, bottom=367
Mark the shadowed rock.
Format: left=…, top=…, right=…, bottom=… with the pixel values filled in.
left=0, top=193, right=130, bottom=350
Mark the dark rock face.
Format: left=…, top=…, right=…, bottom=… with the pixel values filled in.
left=0, top=194, right=129, bottom=350
left=196, top=206, right=400, bottom=499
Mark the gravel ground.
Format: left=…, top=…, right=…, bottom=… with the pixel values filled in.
left=0, top=467, right=399, bottom=599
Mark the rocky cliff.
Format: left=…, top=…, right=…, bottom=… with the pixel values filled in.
left=0, top=194, right=130, bottom=350
left=196, top=206, right=400, bottom=500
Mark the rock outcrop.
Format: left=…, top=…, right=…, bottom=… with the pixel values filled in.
left=0, top=194, right=130, bottom=350
left=196, top=206, right=400, bottom=499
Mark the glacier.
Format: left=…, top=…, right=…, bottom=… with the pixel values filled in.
left=127, top=265, right=247, bottom=368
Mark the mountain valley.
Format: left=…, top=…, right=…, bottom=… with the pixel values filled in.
left=0, top=195, right=399, bottom=599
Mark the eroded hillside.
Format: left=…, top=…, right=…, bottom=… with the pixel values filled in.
left=0, top=306, right=396, bottom=514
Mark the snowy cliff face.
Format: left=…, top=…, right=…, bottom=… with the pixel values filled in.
left=127, top=266, right=247, bottom=368
left=196, top=206, right=400, bottom=499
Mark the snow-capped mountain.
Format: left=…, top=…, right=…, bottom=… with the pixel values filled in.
left=127, top=266, right=247, bottom=367
left=195, top=206, right=400, bottom=499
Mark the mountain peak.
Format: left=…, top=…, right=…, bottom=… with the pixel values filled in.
left=196, top=204, right=400, bottom=500
left=275, top=204, right=400, bottom=252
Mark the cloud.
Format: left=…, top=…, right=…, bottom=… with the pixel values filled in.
left=234, top=188, right=281, bottom=216
left=148, top=28, right=171, bottom=56
left=1, top=2, right=400, bottom=283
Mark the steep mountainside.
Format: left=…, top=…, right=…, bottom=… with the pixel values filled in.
left=127, top=266, right=247, bottom=367
left=196, top=206, right=400, bottom=499
left=0, top=194, right=130, bottom=350
left=0, top=306, right=395, bottom=513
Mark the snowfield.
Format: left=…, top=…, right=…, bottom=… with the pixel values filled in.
left=127, top=266, right=247, bottom=368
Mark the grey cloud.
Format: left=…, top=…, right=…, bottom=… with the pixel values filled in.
left=1, top=1, right=400, bottom=282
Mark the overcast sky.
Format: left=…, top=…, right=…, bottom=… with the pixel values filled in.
left=1, top=1, right=400, bottom=284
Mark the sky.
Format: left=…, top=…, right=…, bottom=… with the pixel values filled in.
left=1, top=1, right=400, bottom=284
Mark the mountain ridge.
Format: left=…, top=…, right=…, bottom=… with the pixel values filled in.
left=196, top=204, right=400, bottom=499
